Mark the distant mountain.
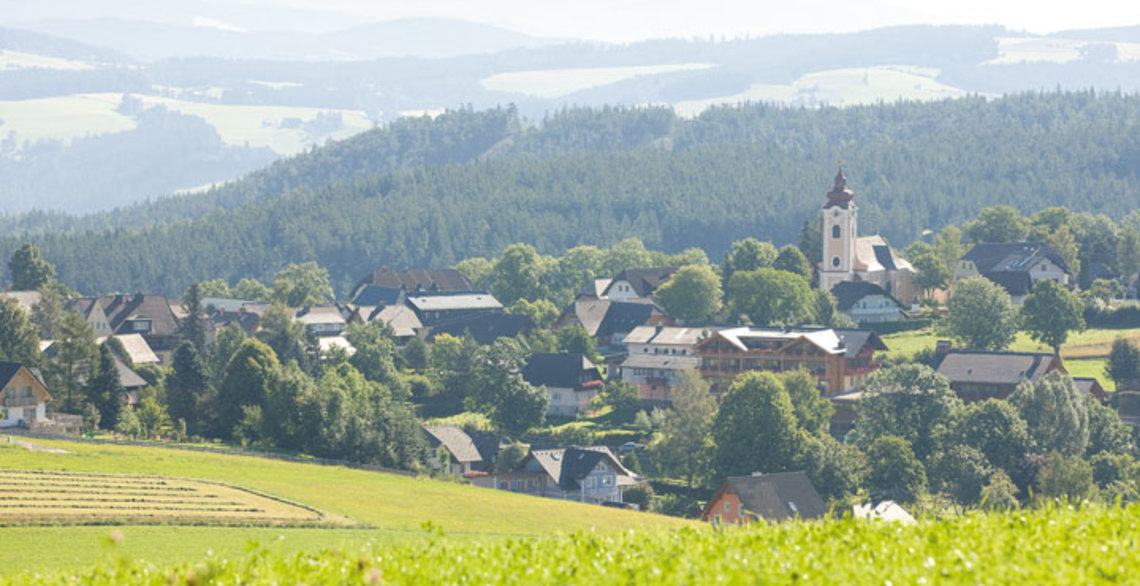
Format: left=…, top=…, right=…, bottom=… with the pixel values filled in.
left=14, top=17, right=562, bottom=62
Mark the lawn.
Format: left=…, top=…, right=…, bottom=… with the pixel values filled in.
left=0, top=437, right=691, bottom=573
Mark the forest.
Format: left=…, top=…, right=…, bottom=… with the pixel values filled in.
left=1, top=91, right=1139, bottom=296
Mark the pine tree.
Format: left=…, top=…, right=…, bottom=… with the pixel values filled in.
left=85, top=343, right=125, bottom=430
left=168, top=341, right=210, bottom=434
left=179, top=282, right=207, bottom=355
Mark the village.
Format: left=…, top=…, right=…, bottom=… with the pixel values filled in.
left=2, top=167, right=1137, bottom=524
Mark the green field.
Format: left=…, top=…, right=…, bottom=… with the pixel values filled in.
left=5, top=502, right=1138, bottom=584
left=0, top=438, right=690, bottom=573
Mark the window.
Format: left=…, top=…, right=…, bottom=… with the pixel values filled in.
left=724, top=501, right=730, bottom=512
left=21, top=386, right=32, bottom=398
left=832, top=256, right=841, bottom=268
left=832, top=225, right=841, bottom=239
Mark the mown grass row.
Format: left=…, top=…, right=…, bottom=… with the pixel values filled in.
left=5, top=503, right=1137, bottom=585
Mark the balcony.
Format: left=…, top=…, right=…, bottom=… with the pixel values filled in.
left=2, top=396, right=39, bottom=408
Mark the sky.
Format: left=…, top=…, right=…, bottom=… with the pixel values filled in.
left=213, top=0, right=1139, bottom=41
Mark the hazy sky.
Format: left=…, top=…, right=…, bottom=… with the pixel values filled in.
left=216, top=0, right=1138, bottom=41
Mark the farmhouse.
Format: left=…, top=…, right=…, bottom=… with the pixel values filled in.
left=931, top=345, right=1067, bottom=402
left=521, top=353, right=604, bottom=417
left=619, top=325, right=714, bottom=401
left=97, top=293, right=180, bottom=363
left=474, top=446, right=641, bottom=505
left=696, top=326, right=886, bottom=395
left=556, top=298, right=672, bottom=347
left=831, top=281, right=908, bottom=324
left=954, top=242, right=1071, bottom=305
left=0, top=362, right=52, bottom=429
left=601, top=267, right=677, bottom=302
left=702, top=472, right=827, bottom=525
left=422, top=424, right=483, bottom=476
left=404, top=291, right=503, bottom=327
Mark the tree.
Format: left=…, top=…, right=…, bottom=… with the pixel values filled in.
left=179, top=282, right=208, bottom=355
left=271, top=262, right=333, bottom=307
left=781, top=369, right=833, bottom=436
left=30, top=283, right=66, bottom=340
left=934, top=225, right=966, bottom=280
left=948, top=399, right=1033, bottom=472
left=209, top=323, right=247, bottom=388
left=257, top=302, right=305, bottom=366
left=485, top=374, right=549, bottom=436
left=345, top=321, right=400, bottom=386
left=964, top=205, right=1030, bottom=243
left=167, top=341, right=210, bottom=435
left=1116, top=227, right=1140, bottom=284
left=1044, top=225, right=1081, bottom=279
left=1106, top=338, right=1140, bottom=389
left=136, top=396, right=171, bottom=438
left=402, top=336, right=430, bottom=371
left=854, top=364, right=961, bottom=461
left=85, top=342, right=125, bottom=430
left=722, top=237, right=778, bottom=288
left=8, top=243, right=54, bottom=291
left=1036, top=451, right=1094, bottom=503
left=454, top=257, right=494, bottom=291
left=1087, top=278, right=1126, bottom=303
left=115, top=401, right=141, bottom=439
left=726, top=268, right=813, bottom=325
left=942, top=277, right=1018, bottom=350
left=0, top=297, right=43, bottom=367
left=44, top=309, right=97, bottom=412
left=980, top=469, right=1020, bottom=510
left=865, top=435, right=926, bottom=503
left=232, top=277, right=271, bottom=301
left=795, top=433, right=865, bottom=502
left=556, top=325, right=597, bottom=361
left=555, top=245, right=604, bottom=293
left=653, top=264, right=723, bottom=322
left=198, top=278, right=230, bottom=299
left=1010, top=372, right=1089, bottom=457
left=712, top=372, right=801, bottom=479
left=1085, top=396, right=1131, bottom=457
left=811, top=289, right=855, bottom=328
left=1020, top=279, right=1085, bottom=355
left=798, top=216, right=822, bottom=276
left=929, top=445, right=991, bottom=508
left=652, top=370, right=715, bottom=489
left=773, top=245, right=812, bottom=281
left=491, top=243, right=554, bottom=305
left=216, top=339, right=280, bottom=440
left=909, top=246, right=951, bottom=296
left=507, top=298, right=559, bottom=330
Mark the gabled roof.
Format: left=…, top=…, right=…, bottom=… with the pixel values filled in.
left=96, top=334, right=159, bottom=365
left=426, top=313, right=532, bottom=345
left=364, top=304, right=423, bottom=338
left=931, top=350, right=1065, bottom=386
left=97, top=293, right=179, bottom=337
left=962, top=242, right=1070, bottom=275
left=66, top=297, right=100, bottom=319
left=423, top=425, right=483, bottom=464
left=295, top=305, right=346, bottom=326
left=562, top=299, right=665, bottom=339
left=704, top=326, right=886, bottom=357
left=852, top=500, right=914, bottom=524
left=706, top=472, right=828, bottom=521
left=623, top=325, right=712, bottom=346
left=577, top=278, right=613, bottom=299
left=521, top=353, right=599, bottom=389
left=0, top=362, right=51, bottom=402
left=1072, top=377, right=1108, bottom=401
left=405, top=292, right=503, bottom=313
left=830, top=281, right=906, bottom=312
left=525, top=446, right=637, bottom=491
left=355, top=268, right=472, bottom=295
left=602, top=267, right=677, bottom=298
left=351, top=285, right=405, bottom=307
left=854, top=236, right=913, bottom=273
left=113, top=355, right=148, bottom=390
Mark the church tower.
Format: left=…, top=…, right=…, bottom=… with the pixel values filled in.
left=818, top=166, right=857, bottom=291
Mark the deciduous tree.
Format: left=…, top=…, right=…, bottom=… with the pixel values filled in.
left=8, top=243, right=54, bottom=291
left=942, top=277, right=1018, bottom=350
left=1021, top=278, right=1085, bottom=355
left=1010, top=372, right=1089, bottom=457
left=712, top=371, right=802, bottom=479
left=654, top=264, right=723, bottom=322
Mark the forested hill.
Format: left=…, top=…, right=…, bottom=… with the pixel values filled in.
left=3, top=91, right=1140, bottom=296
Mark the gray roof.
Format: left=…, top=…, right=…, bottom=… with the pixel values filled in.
left=522, top=353, right=600, bottom=389
left=603, top=267, right=676, bottom=298
left=423, top=425, right=483, bottom=464
left=718, top=472, right=828, bottom=521
left=370, top=304, right=423, bottom=338
left=830, top=281, right=906, bottom=312
left=931, top=350, right=1062, bottom=385
left=355, top=268, right=473, bottom=295
left=623, top=325, right=712, bottom=346
left=406, top=292, right=503, bottom=312
left=526, top=446, right=637, bottom=490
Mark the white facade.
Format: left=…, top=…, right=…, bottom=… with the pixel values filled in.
left=0, top=400, right=46, bottom=429
left=841, top=293, right=906, bottom=323
left=620, top=326, right=708, bottom=401
left=547, top=385, right=598, bottom=418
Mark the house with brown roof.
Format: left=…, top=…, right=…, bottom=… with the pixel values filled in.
left=66, top=298, right=114, bottom=337
left=556, top=298, right=672, bottom=347
left=422, top=424, right=483, bottom=476
left=1073, top=377, right=1108, bottom=401
left=702, top=472, right=827, bottom=525
left=97, top=294, right=180, bottom=363
left=930, top=346, right=1067, bottom=402
left=473, top=446, right=641, bottom=505
left=351, top=267, right=473, bottom=302
left=0, top=362, right=52, bottom=429
left=697, top=327, right=887, bottom=396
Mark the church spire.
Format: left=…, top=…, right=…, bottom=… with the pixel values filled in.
left=824, top=162, right=855, bottom=209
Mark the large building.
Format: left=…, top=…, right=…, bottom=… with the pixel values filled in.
left=818, top=167, right=915, bottom=305
left=696, top=326, right=886, bottom=395
left=619, top=325, right=715, bottom=401
left=953, top=242, right=1071, bottom=305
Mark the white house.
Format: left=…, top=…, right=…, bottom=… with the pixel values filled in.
left=521, top=353, right=604, bottom=418
left=0, top=362, right=52, bottom=429
left=620, top=325, right=715, bottom=401
left=954, top=242, right=1071, bottom=305
left=830, top=281, right=908, bottom=324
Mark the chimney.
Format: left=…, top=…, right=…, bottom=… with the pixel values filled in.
left=936, top=340, right=953, bottom=354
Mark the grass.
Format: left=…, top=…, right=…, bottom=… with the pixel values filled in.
left=0, top=94, right=136, bottom=144
left=6, top=503, right=1140, bottom=584
left=0, top=437, right=691, bottom=573
left=0, top=50, right=94, bottom=72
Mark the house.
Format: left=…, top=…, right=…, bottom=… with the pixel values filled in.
left=424, top=313, right=532, bottom=345
left=96, top=334, right=159, bottom=365
left=601, top=267, right=676, bottom=301
left=1073, top=377, right=1109, bottom=401
left=702, top=472, right=827, bottom=525
left=97, top=293, right=180, bottom=363
left=828, top=390, right=865, bottom=439
left=817, top=167, right=916, bottom=304
left=294, top=305, right=346, bottom=337
left=0, top=362, right=52, bottom=429
left=347, top=304, right=423, bottom=342
left=473, top=446, right=641, bottom=505
left=67, top=298, right=114, bottom=337
left=577, top=278, right=613, bottom=300
left=404, top=292, right=503, bottom=328
left=930, top=346, right=1067, bottom=402
left=114, top=356, right=149, bottom=406
left=619, top=325, right=715, bottom=401
left=954, top=242, right=1071, bottom=304
left=830, top=281, right=908, bottom=324
left=521, top=353, right=604, bottom=417
left=556, top=299, right=672, bottom=347
left=422, top=424, right=483, bottom=476
left=696, top=327, right=887, bottom=395
left=351, top=267, right=473, bottom=301
left=852, top=500, right=914, bottom=524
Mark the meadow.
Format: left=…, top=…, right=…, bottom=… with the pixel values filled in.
left=0, top=438, right=690, bottom=573
left=3, top=501, right=1136, bottom=584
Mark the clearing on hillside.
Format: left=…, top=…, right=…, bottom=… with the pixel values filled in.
left=0, top=470, right=328, bottom=527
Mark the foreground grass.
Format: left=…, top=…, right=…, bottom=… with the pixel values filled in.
left=0, top=437, right=690, bottom=572
left=6, top=503, right=1137, bottom=584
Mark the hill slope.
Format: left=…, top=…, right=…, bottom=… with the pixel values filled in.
left=2, top=92, right=1138, bottom=296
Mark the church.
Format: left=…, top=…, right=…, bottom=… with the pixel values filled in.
left=817, top=167, right=916, bottom=305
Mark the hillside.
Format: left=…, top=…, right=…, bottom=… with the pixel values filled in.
left=2, top=91, right=1139, bottom=296
left=0, top=437, right=689, bottom=571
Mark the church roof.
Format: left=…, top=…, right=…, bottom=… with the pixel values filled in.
left=823, top=167, right=855, bottom=210
left=853, top=236, right=913, bottom=273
